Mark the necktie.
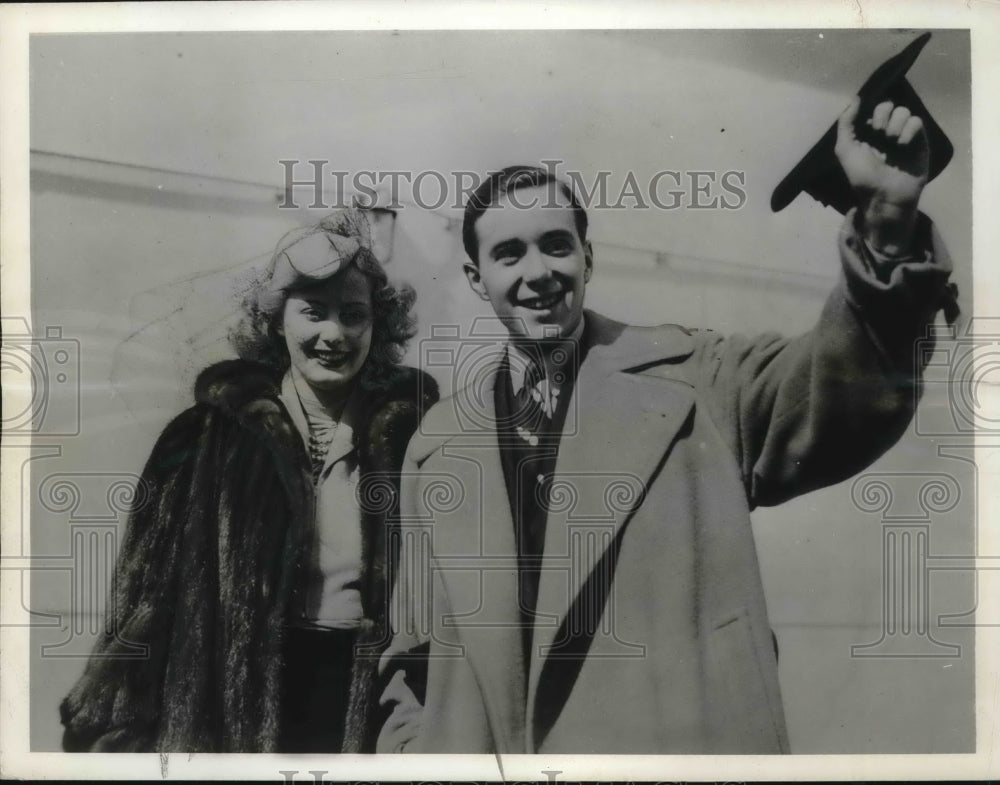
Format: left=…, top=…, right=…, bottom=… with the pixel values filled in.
left=514, top=359, right=548, bottom=443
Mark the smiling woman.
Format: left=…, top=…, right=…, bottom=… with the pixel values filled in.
left=58, top=208, right=439, bottom=753
left=280, top=270, right=374, bottom=395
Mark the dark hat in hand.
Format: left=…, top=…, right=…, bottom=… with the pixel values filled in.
left=770, top=32, right=953, bottom=214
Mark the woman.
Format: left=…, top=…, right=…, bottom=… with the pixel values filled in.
left=59, top=209, right=438, bottom=753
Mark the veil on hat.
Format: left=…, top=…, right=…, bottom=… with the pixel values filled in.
left=109, top=208, right=395, bottom=423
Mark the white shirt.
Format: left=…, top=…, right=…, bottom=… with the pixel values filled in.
left=506, top=318, right=585, bottom=417
left=280, top=370, right=364, bottom=629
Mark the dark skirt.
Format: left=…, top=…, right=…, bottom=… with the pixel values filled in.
left=278, top=625, right=357, bottom=753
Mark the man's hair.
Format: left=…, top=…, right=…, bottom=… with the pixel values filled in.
left=462, top=165, right=589, bottom=265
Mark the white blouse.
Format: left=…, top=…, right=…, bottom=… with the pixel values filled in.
left=279, top=370, right=364, bottom=630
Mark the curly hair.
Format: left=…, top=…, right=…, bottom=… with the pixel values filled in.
left=230, top=212, right=417, bottom=392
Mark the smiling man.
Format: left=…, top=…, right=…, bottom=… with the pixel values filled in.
left=463, top=177, right=591, bottom=344
left=375, top=97, right=958, bottom=754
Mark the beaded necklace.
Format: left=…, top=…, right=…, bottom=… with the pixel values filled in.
left=294, top=376, right=349, bottom=484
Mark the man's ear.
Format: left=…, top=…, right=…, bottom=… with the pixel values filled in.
left=583, top=240, right=595, bottom=283
left=463, top=262, right=491, bottom=302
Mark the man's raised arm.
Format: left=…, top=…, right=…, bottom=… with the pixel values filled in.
left=689, top=97, right=957, bottom=507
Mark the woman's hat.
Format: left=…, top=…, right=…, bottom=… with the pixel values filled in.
left=770, top=32, right=954, bottom=215
left=257, top=209, right=375, bottom=315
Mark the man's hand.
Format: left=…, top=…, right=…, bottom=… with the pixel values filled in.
left=835, top=95, right=930, bottom=257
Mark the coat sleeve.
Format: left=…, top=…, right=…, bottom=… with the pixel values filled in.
left=58, top=406, right=207, bottom=751
left=691, top=210, right=956, bottom=508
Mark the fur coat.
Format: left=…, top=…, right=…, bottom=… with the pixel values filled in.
left=60, top=360, right=439, bottom=753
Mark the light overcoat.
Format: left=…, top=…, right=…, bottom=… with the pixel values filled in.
left=377, top=215, right=955, bottom=754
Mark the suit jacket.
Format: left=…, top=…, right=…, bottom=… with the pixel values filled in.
left=59, top=360, right=438, bottom=753
left=377, top=213, right=956, bottom=754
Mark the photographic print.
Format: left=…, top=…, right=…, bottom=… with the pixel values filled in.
left=1, top=2, right=996, bottom=781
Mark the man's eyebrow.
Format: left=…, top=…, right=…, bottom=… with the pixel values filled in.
left=538, top=229, right=575, bottom=243
left=489, top=238, right=525, bottom=259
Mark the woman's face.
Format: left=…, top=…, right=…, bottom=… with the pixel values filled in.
left=279, top=266, right=374, bottom=393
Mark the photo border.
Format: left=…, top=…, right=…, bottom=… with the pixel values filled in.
left=2, top=1, right=997, bottom=780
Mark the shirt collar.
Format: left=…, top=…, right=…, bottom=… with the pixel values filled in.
left=279, top=369, right=359, bottom=470
left=506, top=316, right=586, bottom=396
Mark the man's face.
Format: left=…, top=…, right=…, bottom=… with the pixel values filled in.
left=465, top=183, right=593, bottom=342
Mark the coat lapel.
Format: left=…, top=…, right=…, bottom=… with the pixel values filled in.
left=526, top=314, right=696, bottom=748
left=422, top=315, right=697, bottom=752
left=428, top=353, right=528, bottom=753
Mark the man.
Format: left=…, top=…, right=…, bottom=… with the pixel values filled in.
left=375, top=97, right=956, bottom=753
